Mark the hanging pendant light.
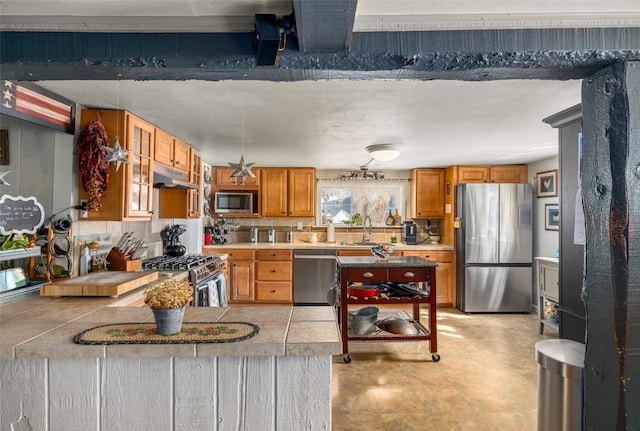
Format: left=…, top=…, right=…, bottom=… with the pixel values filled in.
left=101, top=74, right=129, bottom=171
left=227, top=98, right=255, bottom=186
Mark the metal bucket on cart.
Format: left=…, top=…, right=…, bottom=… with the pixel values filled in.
left=348, top=306, right=379, bottom=336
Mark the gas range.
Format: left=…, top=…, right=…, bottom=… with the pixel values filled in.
left=142, top=254, right=224, bottom=284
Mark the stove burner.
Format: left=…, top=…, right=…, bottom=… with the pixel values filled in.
left=142, top=254, right=216, bottom=271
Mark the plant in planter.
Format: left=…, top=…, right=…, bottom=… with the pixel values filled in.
left=143, top=279, right=193, bottom=335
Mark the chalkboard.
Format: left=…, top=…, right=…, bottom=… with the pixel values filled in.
left=0, top=195, right=45, bottom=235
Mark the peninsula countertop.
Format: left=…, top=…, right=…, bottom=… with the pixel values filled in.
left=0, top=291, right=341, bottom=360
left=203, top=242, right=453, bottom=251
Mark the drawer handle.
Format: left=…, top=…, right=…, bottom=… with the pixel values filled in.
left=271, top=289, right=276, bottom=293
left=271, top=269, right=276, bottom=273
left=363, top=272, right=374, bottom=278
left=271, top=253, right=276, bottom=257
left=404, top=271, right=415, bottom=277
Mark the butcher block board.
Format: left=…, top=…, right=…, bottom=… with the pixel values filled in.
left=40, top=271, right=159, bottom=297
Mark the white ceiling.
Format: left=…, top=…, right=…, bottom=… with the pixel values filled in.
left=5, top=0, right=634, bottom=170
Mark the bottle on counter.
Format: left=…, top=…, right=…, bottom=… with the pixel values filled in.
left=79, top=242, right=91, bottom=276
left=393, top=209, right=402, bottom=225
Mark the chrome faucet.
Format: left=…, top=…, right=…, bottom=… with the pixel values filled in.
left=363, top=215, right=372, bottom=242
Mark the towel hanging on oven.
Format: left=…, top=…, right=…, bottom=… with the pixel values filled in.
left=207, top=279, right=220, bottom=307
left=215, top=273, right=227, bottom=307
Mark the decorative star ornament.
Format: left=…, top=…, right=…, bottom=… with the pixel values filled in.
left=101, top=136, right=129, bottom=171
left=228, top=154, right=256, bottom=186
left=0, top=170, right=10, bottom=186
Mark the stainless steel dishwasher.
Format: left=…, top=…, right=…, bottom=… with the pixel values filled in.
left=293, top=249, right=338, bottom=305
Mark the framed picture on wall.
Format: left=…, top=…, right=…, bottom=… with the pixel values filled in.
left=536, top=170, right=558, bottom=198
left=545, top=204, right=560, bottom=231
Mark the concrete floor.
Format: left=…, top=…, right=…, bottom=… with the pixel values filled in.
left=332, top=307, right=557, bottom=431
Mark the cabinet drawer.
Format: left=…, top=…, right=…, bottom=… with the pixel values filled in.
left=345, top=267, right=388, bottom=282
left=389, top=267, right=429, bottom=283
left=255, top=249, right=292, bottom=261
left=226, top=249, right=254, bottom=261
left=403, top=250, right=452, bottom=263
left=256, top=282, right=292, bottom=302
left=256, top=261, right=292, bottom=281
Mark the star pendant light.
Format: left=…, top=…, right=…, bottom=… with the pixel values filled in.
left=227, top=101, right=255, bottom=186
left=101, top=136, right=129, bottom=171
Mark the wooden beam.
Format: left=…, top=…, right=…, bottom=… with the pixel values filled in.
left=581, top=60, right=640, bottom=430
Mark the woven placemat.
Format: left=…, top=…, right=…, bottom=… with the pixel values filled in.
left=73, top=322, right=259, bottom=345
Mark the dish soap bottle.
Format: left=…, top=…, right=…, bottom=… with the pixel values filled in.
left=393, top=209, right=402, bottom=225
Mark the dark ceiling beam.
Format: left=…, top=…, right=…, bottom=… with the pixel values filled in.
left=293, top=0, right=357, bottom=52
left=1, top=28, right=639, bottom=82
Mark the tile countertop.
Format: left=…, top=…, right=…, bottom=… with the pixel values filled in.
left=0, top=290, right=341, bottom=359
left=204, top=242, right=453, bottom=251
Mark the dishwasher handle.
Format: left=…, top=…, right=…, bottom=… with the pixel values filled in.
left=294, top=254, right=338, bottom=260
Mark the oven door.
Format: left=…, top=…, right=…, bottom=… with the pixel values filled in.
left=193, top=272, right=225, bottom=307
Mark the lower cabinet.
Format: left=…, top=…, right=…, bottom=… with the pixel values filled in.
left=402, top=250, right=454, bottom=306
left=255, top=249, right=292, bottom=302
left=225, top=249, right=255, bottom=302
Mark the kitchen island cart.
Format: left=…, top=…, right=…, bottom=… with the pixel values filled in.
left=336, top=255, right=439, bottom=363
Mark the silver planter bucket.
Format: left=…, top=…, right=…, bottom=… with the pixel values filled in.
left=348, top=306, right=379, bottom=336
left=152, top=306, right=186, bottom=335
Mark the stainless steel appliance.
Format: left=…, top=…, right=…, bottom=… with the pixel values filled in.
left=142, top=254, right=225, bottom=306
left=214, top=192, right=256, bottom=214
left=401, top=221, right=418, bottom=245
left=293, top=249, right=337, bottom=305
left=455, top=183, right=533, bottom=312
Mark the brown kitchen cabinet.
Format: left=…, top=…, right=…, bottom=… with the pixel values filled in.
left=410, top=169, right=445, bottom=218
left=214, top=166, right=261, bottom=189
left=78, top=109, right=155, bottom=221
left=260, top=167, right=316, bottom=217
left=402, top=250, right=454, bottom=306
left=154, top=129, right=190, bottom=172
left=456, top=165, right=527, bottom=183
left=225, top=249, right=255, bottom=302
left=336, top=256, right=440, bottom=363
left=158, top=150, right=202, bottom=219
left=255, top=249, right=292, bottom=302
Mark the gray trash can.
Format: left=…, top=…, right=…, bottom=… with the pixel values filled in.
left=535, top=339, right=585, bottom=431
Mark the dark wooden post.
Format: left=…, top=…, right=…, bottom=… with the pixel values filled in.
left=581, top=61, right=640, bottom=431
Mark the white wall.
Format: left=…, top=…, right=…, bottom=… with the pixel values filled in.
left=528, top=157, right=560, bottom=259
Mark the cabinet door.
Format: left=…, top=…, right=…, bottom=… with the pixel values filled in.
left=541, top=263, right=559, bottom=302
left=489, top=165, right=527, bottom=183
left=154, top=129, right=174, bottom=166
left=214, top=167, right=261, bottom=188
left=261, top=168, right=288, bottom=216
left=173, top=138, right=191, bottom=171
left=188, top=151, right=202, bottom=218
left=229, top=259, right=255, bottom=301
left=457, top=166, right=490, bottom=183
left=411, top=169, right=445, bottom=218
left=288, top=168, right=315, bottom=217
left=126, top=115, right=154, bottom=218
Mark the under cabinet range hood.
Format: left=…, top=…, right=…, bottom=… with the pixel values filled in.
left=153, top=163, right=197, bottom=189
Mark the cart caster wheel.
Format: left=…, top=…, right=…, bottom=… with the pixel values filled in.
left=432, top=353, right=441, bottom=362
left=343, top=354, right=352, bottom=363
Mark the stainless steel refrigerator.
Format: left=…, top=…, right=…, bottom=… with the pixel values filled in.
left=455, top=183, right=533, bottom=312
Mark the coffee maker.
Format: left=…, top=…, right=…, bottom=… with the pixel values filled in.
left=401, top=221, right=418, bottom=245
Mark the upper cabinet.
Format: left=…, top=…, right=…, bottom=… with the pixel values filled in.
left=214, top=166, right=261, bottom=189
left=456, top=165, right=527, bottom=183
left=158, top=150, right=202, bottom=219
left=410, top=169, right=445, bottom=219
left=78, top=109, right=155, bottom=221
left=154, top=129, right=190, bottom=172
left=260, top=168, right=316, bottom=217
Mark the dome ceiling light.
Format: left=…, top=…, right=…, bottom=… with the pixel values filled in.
left=366, top=143, right=405, bottom=162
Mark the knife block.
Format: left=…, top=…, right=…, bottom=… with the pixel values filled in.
left=106, top=247, right=142, bottom=272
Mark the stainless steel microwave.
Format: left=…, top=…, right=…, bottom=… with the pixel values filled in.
left=214, top=192, right=255, bottom=213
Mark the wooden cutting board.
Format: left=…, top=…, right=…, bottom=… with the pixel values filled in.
left=40, top=271, right=159, bottom=297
